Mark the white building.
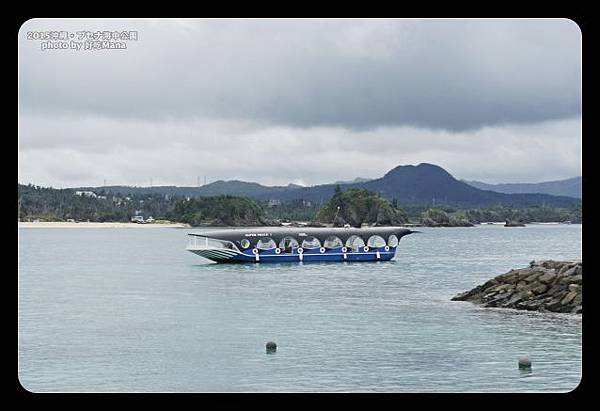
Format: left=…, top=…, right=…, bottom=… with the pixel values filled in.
left=75, top=191, right=97, bottom=198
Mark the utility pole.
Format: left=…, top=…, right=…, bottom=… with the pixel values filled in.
left=333, top=206, right=341, bottom=225
left=150, top=178, right=153, bottom=187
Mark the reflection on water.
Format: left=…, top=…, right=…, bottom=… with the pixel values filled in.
left=519, top=368, right=533, bottom=378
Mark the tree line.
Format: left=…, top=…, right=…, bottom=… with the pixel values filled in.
left=18, top=183, right=581, bottom=226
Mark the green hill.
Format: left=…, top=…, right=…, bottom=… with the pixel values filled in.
left=170, top=195, right=267, bottom=226
left=313, top=186, right=408, bottom=227
left=464, top=177, right=581, bottom=199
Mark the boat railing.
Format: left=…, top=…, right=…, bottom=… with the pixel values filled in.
left=187, top=235, right=240, bottom=252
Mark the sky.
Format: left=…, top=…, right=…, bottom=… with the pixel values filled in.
left=18, top=18, right=582, bottom=188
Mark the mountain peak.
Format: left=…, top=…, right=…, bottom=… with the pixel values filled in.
left=383, top=163, right=453, bottom=180
left=333, top=177, right=372, bottom=185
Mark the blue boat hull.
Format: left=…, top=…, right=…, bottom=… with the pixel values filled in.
left=189, top=246, right=397, bottom=264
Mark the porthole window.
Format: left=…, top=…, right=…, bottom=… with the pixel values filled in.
left=279, top=236, right=299, bottom=252
left=323, top=236, right=343, bottom=249
left=387, top=235, right=399, bottom=247
left=367, top=235, right=386, bottom=248
left=301, top=236, right=322, bottom=249
left=256, top=237, right=277, bottom=250
left=240, top=239, right=250, bottom=249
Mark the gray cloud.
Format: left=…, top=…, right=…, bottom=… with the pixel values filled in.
left=18, top=19, right=582, bottom=188
left=19, top=114, right=581, bottom=187
left=19, top=18, right=581, bottom=131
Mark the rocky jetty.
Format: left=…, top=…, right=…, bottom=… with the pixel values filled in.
left=452, top=260, right=582, bottom=314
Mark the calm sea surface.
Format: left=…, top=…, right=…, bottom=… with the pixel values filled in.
left=18, top=224, right=582, bottom=392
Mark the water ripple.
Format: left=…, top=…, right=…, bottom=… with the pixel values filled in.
left=18, top=225, right=582, bottom=392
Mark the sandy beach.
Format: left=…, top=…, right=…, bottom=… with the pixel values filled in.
left=18, top=222, right=191, bottom=229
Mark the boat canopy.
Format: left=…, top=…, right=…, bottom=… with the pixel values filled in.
left=188, top=226, right=414, bottom=250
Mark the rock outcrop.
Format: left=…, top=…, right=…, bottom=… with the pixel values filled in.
left=421, top=208, right=474, bottom=227
left=451, top=260, right=582, bottom=314
left=312, top=187, right=408, bottom=227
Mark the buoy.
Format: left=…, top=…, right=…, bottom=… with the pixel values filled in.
left=266, top=341, right=277, bottom=354
left=518, top=357, right=532, bottom=369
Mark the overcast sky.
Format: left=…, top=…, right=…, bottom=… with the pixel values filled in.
left=18, top=18, right=582, bottom=188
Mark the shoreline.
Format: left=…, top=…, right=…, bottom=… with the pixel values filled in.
left=18, top=222, right=191, bottom=229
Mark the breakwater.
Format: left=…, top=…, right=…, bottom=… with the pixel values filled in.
left=452, top=260, right=582, bottom=314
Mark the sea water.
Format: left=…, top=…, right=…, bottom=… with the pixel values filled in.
left=18, top=224, right=582, bottom=392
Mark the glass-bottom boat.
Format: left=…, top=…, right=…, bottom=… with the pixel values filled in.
left=186, top=226, right=415, bottom=263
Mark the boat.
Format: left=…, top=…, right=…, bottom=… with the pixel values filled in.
left=186, top=226, right=416, bottom=263
left=504, top=220, right=526, bottom=227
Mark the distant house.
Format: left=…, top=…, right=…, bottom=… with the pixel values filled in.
left=267, top=199, right=281, bottom=207
left=75, top=191, right=97, bottom=198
